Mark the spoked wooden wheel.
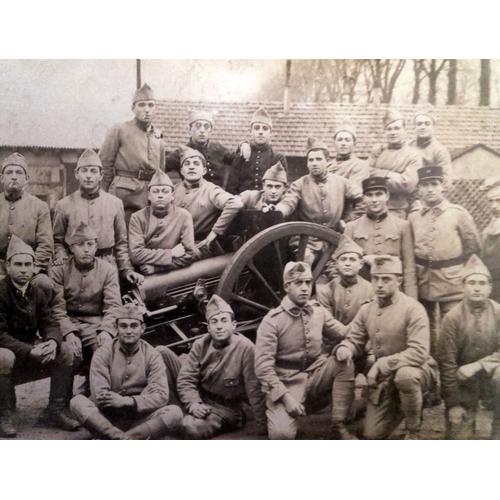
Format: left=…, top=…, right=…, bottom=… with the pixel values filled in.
left=216, top=222, right=341, bottom=332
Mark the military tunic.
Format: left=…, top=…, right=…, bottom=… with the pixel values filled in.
left=177, top=333, right=266, bottom=438
left=0, top=192, right=53, bottom=275
left=409, top=200, right=481, bottom=303
left=99, top=118, right=167, bottom=215
left=173, top=179, right=242, bottom=240
left=165, top=139, right=238, bottom=189
left=481, top=218, right=500, bottom=302
left=327, top=155, right=370, bottom=189
left=49, top=257, right=122, bottom=344
left=369, top=143, right=422, bottom=217
left=409, top=137, right=452, bottom=184
left=240, top=190, right=267, bottom=210
left=344, top=212, right=418, bottom=298
left=53, top=189, right=133, bottom=277
left=227, top=143, right=287, bottom=194
left=128, top=205, right=195, bottom=272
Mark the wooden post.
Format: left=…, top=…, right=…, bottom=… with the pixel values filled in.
left=136, top=59, right=142, bottom=89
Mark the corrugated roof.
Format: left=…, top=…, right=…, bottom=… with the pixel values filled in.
left=155, top=101, right=500, bottom=157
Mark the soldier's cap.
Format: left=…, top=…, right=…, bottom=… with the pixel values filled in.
left=179, top=146, right=206, bottom=167
left=133, top=83, right=155, bottom=104
left=67, top=221, right=98, bottom=246
left=6, top=234, right=35, bottom=261
left=383, top=108, right=405, bottom=128
left=76, top=149, right=103, bottom=170
left=417, top=166, right=443, bottom=183
left=114, top=303, right=146, bottom=324
left=414, top=107, right=436, bottom=123
left=1, top=152, right=28, bottom=174
left=306, top=137, right=329, bottom=156
left=462, top=254, right=492, bottom=282
left=250, top=107, right=272, bottom=128
left=283, top=261, right=313, bottom=284
left=205, top=294, right=234, bottom=321
left=371, top=255, right=403, bottom=275
left=362, top=176, right=388, bottom=193
left=481, top=176, right=500, bottom=198
left=333, top=234, right=364, bottom=260
left=262, top=161, right=288, bottom=185
left=148, top=170, right=174, bottom=190
left=334, top=123, right=357, bottom=141
left=189, top=109, right=214, bottom=126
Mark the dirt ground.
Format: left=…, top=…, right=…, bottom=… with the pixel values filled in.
left=0, top=376, right=493, bottom=440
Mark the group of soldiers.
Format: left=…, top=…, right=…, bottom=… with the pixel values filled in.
left=0, top=82, right=499, bottom=440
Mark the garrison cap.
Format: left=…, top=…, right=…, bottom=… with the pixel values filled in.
left=251, top=107, right=272, bottom=128
left=333, top=235, right=364, bottom=260
left=148, top=170, right=174, bottom=190
left=334, top=123, right=357, bottom=141
left=76, top=149, right=102, bottom=170
left=383, top=108, right=405, bottom=128
left=1, top=152, right=28, bottom=174
left=462, top=254, right=492, bottom=282
left=362, top=176, right=388, bottom=193
left=306, top=137, right=329, bottom=156
left=414, top=107, right=436, bottom=123
left=114, top=303, right=145, bottom=323
left=262, top=161, right=287, bottom=185
left=283, top=261, right=313, bottom=284
left=6, top=234, right=35, bottom=261
left=133, top=83, right=155, bottom=104
left=371, top=255, right=403, bottom=275
left=179, top=146, right=206, bottom=166
left=417, top=166, right=444, bottom=183
left=67, top=221, right=98, bottom=246
left=189, top=109, right=214, bottom=126
left=205, top=294, right=234, bottom=321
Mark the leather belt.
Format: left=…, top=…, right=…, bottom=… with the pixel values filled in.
left=276, top=359, right=306, bottom=371
left=415, top=255, right=466, bottom=269
left=95, top=247, right=114, bottom=257
left=116, top=169, right=154, bottom=181
left=200, top=389, right=241, bottom=408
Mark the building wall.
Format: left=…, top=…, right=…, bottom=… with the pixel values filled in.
left=452, top=149, right=500, bottom=180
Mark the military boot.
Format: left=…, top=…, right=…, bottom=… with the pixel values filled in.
left=126, top=407, right=183, bottom=440
left=330, top=421, right=358, bottom=440
left=81, top=412, right=128, bottom=440
left=331, top=372, right=357, bottom=440
left=0, top=375, right=17, bottom=438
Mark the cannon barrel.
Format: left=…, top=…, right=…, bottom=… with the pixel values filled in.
left=138, top=253, right=234, bottom=302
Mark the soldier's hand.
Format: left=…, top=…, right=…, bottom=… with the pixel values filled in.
left=65, top=332, right=82, bottom=359
left=366, top=363, right=380, bottom=387
left=448, top=405, right=467, bottom=426
left=171, top=243, right=186, bottom=258
left=29, top=344, right=46, bottom=363
left=456, top=362, right=482, bottom=382
left=52, top=254, right=68, bottom=266
left=39, top=339, right=58, bottom=364
left=336, top=346, right=353, bottom=364
left=282, top=393, right=306, bottom=418
left=197, top=231, right=217, bottom=250
left=125, top=270, right=145, bottom=286
left=139, top=264, right=155, bottom=275
left=240, top=142, right=251, bottom=161
left=97, top=331, right=113, bottom=348
left=98, top=391, right=134, bottom=409
left=189, top=402, right=212, bottom=419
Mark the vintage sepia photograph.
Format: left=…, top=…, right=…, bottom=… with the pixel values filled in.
left=0, top=58, right=499, bottom=444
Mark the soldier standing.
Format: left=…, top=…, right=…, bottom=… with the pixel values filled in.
left=369, top=109, right=422, bottom=219
left=227, top=107, right=288, bottom=194
left=99, top=83, right=167, bottom=223
left=437, top=255, right=500, bottom=440
left=0, top=153, right=53, bottom=279
left=409, top=166, right=481, bottom=353
left=344, top=176, right=418, bottom=298
left=52, top=149, right=143, bottom=287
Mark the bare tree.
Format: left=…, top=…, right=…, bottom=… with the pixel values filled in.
left=447, top=59, right=458, bottom=105
left=363, top=59, right=406, bottom=103
left=420, top=59, right=448, bottom=104
left=412, top=59, right=426, bottom=104
left=480, top=59, right=491, bottom=106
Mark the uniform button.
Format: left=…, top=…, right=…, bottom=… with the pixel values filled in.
left=376, top=328, right=380, bottom=332
left=377, top=312, right=382, bottom=316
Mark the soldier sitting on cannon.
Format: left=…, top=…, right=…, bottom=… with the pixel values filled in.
left=129, top=170, right=195, bottom=276
left=49, top=222, right=122, bottom=382
left=177, top=294, right=267, bottom=439
left=174, top=146, right=243, bottom=260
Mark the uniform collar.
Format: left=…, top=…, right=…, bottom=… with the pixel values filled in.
left=8, top=277, right=31, bottom=297
left=336, top=153, right=351, bottom=162
left=74, top=258, right=96, bottom=273
left=188, top=138, right=209, bottom=151
left=4, top=190, right=23, bottom=202
left=340, top=275, right=358, bottom=288
left=465, top=299, right=488, bottom=315
left=281, top=295, right=313, bottom=317
left=421, top=199, right=449, bottom=215
left=377, top=290, right=400, bottom=308
left=151, top=204, right=172, bottom=218
left=252, top=142, right=271, bottom=152
left=367, top=211, right=388, bottom=221
left=118, top=340, right=141, bottom=356
left=79, top=187, right=101, bottom=200
left=310, top=172, right=329, bottom=184
left=183, top=180, right=201, bottom=190
left=387, top=142, right=403, bottom=150
left=416, top=136, right=432, bottom=148
left=134, top=118, right=152, bottom=132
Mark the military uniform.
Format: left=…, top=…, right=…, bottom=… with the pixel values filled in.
left=482, top=219, right=500, bottom=302
left=336, top=266, right=438, bottom=439
left=409, top=137, right=452, bottom=183
left=344, top=212, right=418, bottom=298
left=255, top=262, right=352, bottom=440
left=327, top=155, right=370, bottom=190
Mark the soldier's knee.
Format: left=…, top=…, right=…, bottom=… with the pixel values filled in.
left=490, top=368, right=500, bottom=389
left=155, top=405, right=183, bottom=428
left=182, top=414, right=219, bottom=439
left=394, top=367, right=421, bottom=393
left=0, top=348, right=15, bottom=374
left=70, top=394, right=93, bottom=420
left=58, top=340, right=76, bottom=367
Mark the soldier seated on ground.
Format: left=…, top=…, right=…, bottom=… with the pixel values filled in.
left=70, top=303, right=183, bottom=440
left=174, top=147, right=242, bottom=260
left=437, top=255, right=500, bottom=440
left=177, top=295, right=266, bottom=439
left=0, top=236, right=79, bottom=438
left=129, top=170, right=195, bottom=276
left=49, top=222, right=122, bottom=383
left=255, top=261, right=355, bottom=440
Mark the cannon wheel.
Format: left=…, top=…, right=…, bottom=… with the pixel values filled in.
left=216, top=222, right=341, bottom=329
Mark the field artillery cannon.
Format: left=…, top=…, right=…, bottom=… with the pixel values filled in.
left=124, top=212, right=341, bottom=353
